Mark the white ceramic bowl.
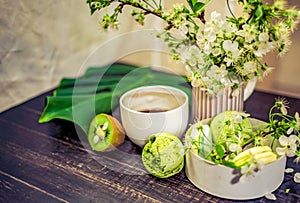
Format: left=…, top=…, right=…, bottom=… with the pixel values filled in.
left=120, top=85, right=189, bottom=147
left=185, top=118, right=287, bottom=200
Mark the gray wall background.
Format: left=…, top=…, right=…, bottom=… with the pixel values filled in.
left=1, top=0, right=299, bottom=113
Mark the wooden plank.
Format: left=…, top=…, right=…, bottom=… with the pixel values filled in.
left=0, top=121, right=156, bottom=202
left=0, top=171, right=68, bottom=203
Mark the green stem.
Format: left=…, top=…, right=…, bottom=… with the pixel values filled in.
left=119, top=0, right=175, bottom=28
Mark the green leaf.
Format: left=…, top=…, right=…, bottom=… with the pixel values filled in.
left=84, top=64, right=137, bottom=77
left=187, top=0, right=194, bottom=9
left=39, top=63, right=192, bottom=134
left=215, top=144, right=225, bottom=159
left=255, top=5, right=264, bottom=21
left=54, top=84, right=116, bottom=96
left=192, top=2, right=205, bottom=13
left=39, top=93, right=113, bottom=133
left=187, top=0, right=205, bottom=13
left=222, top=160, right=237, bottom=168
left=58, top=76, right=123, bottom=87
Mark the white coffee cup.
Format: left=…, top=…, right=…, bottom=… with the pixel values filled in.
left=119, top=85, right=189, bottom=147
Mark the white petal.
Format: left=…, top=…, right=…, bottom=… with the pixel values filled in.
left=259, top=33, right=269, bottom=42
left=191, top=78, right=201, bottom=87
left=295, top=112, right=300, bottom=118
left=265, top=193, right=277, bottom=200
left=232, top=41, right=239, bottom=50
left=287, top=127, right=294, bottom=135
left=223, top=40, right=231, bottom=51
left=229, top=143, right=238, bottom=152
left=294, top=173, right=300, bottom=183
left=286, top=149, right=296, bottom=157
left=285, top=168, right=294, bottom=173
left=279, top=135, right=289, bottom=146
left=281, top=106, right=288, bottom=115
left=211, top=11, right=222, bottom=21
left=295, top=112, right=300, bottom=122
left=276, top=147, right=287, bottom=156
left=289, top=135, right=299, bottom=143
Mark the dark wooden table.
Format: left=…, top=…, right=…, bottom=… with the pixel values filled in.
left=0, top=90, right=299, bottom=203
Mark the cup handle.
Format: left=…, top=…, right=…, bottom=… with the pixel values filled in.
left=244, top=77, right=257, bottom=101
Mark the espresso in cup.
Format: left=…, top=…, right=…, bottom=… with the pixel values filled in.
left=119, top=85, right=189, bottom=147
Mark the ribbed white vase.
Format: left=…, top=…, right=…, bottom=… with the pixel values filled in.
left=192, top=86, right=244, bottom=121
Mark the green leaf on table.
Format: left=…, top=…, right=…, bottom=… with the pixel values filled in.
left=39, top=93, right=112, bottom=133
left=39, top=63, right=191, bottom=134
left=83, top=63, right=138, bottom=77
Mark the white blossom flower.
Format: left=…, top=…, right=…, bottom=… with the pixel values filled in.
left=223, top=40, right=240, bottom=58
left=229, top=143, right=241, bottom=153
left=254, top=41, right=275, bottom=57
left=206, top=65, right=228, bottom=81
left=212, top=47, right=222, bottom=56
left=224, top=56, right=234, bottom=66
left=210, top=11, right=223, bottom=23
left=181, top=45, right=203, bottom=66
left=231, top=88, right=240, bottom=97
left=191, top=78, right=202, bottom=87
left=294, top=173, right=300, bottom=183
left=203, top=42, right=212, bottom=54
left=276, top=135, right=299, bottom=157
left=210, top=11, right=220, bottom=20
left=204, top=26, right=217, bottom=42
left=259, top=32, right=269, bottom=42
left=275, top=97, right=289, bottom=115
left=243, top=61, right=257, bottom=74
left=236, top=24, right=256, bottom=43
